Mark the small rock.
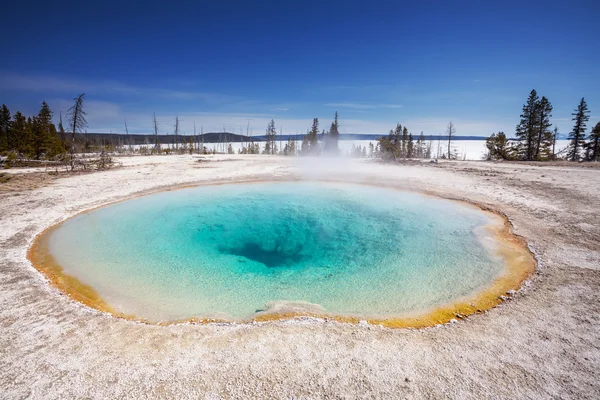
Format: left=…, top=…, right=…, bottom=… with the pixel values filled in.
left=449, top=319, right=457, bottom=324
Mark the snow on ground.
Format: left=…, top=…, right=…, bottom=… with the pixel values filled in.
left=124, top=139, right=572, bottom=160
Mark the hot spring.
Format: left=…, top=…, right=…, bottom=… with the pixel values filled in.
left=31, top=181, right=534, bottom=326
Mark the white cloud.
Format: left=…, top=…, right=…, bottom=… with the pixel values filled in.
left=325, top=103, right=404, bottom=110
left=0, top=72, right=235, bottom=104
left=3, top=73, right=514, bottom=137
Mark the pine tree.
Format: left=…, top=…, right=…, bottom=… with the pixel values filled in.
left=587, top=122, right=600, bottom=162
left=515, top=89, right=539, bottom=160
left=534, top=96, right=553, bottom=160
left=11, top=112, right=31, bottom=156
left=485, top=132, right=510, bottom=160
left=418, top=132, right=425, bottom=158
left=263, top=140, right=271, bottom=154
left=394, top=123, right=402, bottom=158
left=407, top=133, right=414, bottom=158
left=308, top=118, right=319, bottom=153
left=31, top=101, right=60, bottom=159
left=325, top=112, right=340, bottom=154
left=301, top=133, right=309, bottom=155
left=401, top=126, right=408, bottom=157
left=0, top=104, right=11, bottom=152
left=265, top=119, right=277, bottom=155
left=377, top=129, right=395, bottom=161
left=567, top=97, right=590, bottom=161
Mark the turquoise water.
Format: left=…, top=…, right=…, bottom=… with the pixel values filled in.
left=48, top=182, right=504, bottom=322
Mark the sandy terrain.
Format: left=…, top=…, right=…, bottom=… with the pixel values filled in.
left=1, top=154, right=599, bottom=399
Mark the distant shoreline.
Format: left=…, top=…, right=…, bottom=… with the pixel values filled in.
left=76, top=132, right=493, bottom=145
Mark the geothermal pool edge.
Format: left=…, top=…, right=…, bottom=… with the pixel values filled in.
left=27, top=179, right=537, bottom=328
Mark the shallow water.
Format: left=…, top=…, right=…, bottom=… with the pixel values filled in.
left=48, top=181, right=504, bottom=322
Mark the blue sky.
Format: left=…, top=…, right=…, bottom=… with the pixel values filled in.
left=1, top=0, right=598, bottom=136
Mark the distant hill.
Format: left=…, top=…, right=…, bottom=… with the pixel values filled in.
left=81, top=132, right=493, bottom=144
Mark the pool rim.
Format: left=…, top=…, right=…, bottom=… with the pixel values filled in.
left=27, top=178, right=537, bottom=329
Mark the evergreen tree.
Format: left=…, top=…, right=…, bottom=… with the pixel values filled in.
left=417, top=132, right=425, bottom=158
left=567, top=97, right=590, bottom=161
left=11, top=112, right=31, bottom=156
left=485, top=132, right=510, bottom=160
left=0, top=104, right=11, bottom=152
left=325, top=112, right=340, bottom=153
left=515, top=89, right=539, bottom=160
left=265, top=119, right=277, bottom=155
left=301, top=131, right=310, bottom=155
left=307, top=118, right=319, bottom=153
left=392, top=123, right=401, bottom=158
left=425, top=141, right=432, bottom=159
left=407, top=133, right=414, bottom=158
left=377, top=129, right=396, bottom=161
left=31, top=101, right=60, bottom=159
left=587, top=122, right=600, bottom=162
left=263, top=140, right=271, bottom=154
left=534, top=96, right=553, bottom=160
left=401, top=126, right=408, bottom=157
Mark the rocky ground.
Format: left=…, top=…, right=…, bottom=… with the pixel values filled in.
left=0, top=155, right=598, bottom=399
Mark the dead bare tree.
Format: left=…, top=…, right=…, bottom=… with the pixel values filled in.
left=194, top=121, right=198, bottom=154
left=66, top=93, right=87, bottom=171
left=124, top=118, right=132, bottom=154
left=153, top=112, right=160, bottom=154
left=174, top=116, right=180, bottom=153
left=446, top=121, right=455, bottom=159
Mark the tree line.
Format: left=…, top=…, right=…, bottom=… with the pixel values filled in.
left=0, top=102, right=65, bottom=161
left=0, top=93, right=115, bottom=170
left=3, top=91, right=598, bottom=165
left=486, top=90, right=600, bottom=162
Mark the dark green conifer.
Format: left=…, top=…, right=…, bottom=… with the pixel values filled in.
left=407, top=133, right=414, bottom=158
left=587, top=122, right=600, bottom=162
left=0, top=104, right=11, bottom=152
left=534, top=96, right=553, bottom=160
left=485, top=132, right=510, bottom=160
left=515, top=89, right=539, bottom=160
left=308, top=118, right=319, bottom=153
left=325, top=112, right=340, bottom=154
left=567, top=97, right=590, bottom=161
